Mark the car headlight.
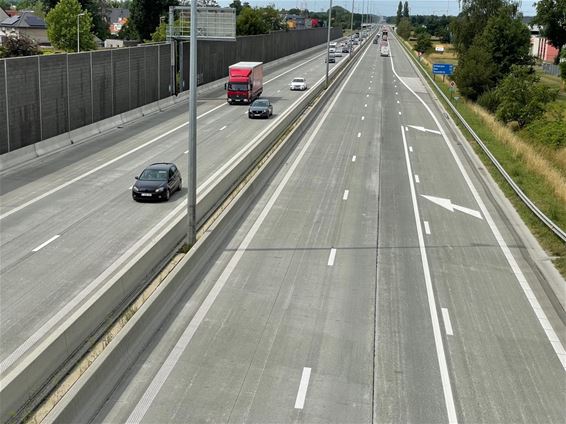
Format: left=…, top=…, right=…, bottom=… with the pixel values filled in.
left=132, top=186, right=139, bottom=192
left=155, top=187, right=165, bottom=193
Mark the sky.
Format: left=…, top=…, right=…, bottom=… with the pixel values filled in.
left=216, top=1, right=538, bottom=17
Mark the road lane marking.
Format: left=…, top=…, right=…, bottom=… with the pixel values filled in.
left=294, top=367, right=312, bottom=409
left=361, top=116, right=365, bottom=121
left=366, top=94, right=369, bottom=97
left=408, top=125, right=442, bottom=135
left=442, top=308, right=454, bottom=335
left=0, top=51, right=332, bottom=222
left=397, top=100, right=400, bottom=104
left=352, top=155, right=357, bottom=162
left=414, top=174, right=420, bottom=183
left=125, top=47, right=372, bottom=423
left=409, top=146, right=413, bottom=152
left=343, top=190, right=349, bottom=200
left=219, top=125, right=227, bottom=131
left=357, top=132, right=361, bottom=138
left=421, top=195, right=482, bottom=219
left=368, top=86, right=371, bottom=89
left=32, top=235, right=60, bottom=252
left=328, top=248, right=337, bottom=266
left=364, top=104, right=367, bottom=107
left=400, top=125, right=458, bottom=423
left=398, top=111, right=402, bottom=115
left=184, top=150, right=189, bottom=154
left=395, top=92, right=398, bottom=95
left=424, top=220, right=431, bottom=235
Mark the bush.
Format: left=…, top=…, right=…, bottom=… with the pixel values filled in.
left=477, top=90, right=500, bottom=113
left=523, top=104, right=566, bottom=148
left=415, top=32, right=432, bottom=54
left=0, top=35, right=42, bottom=57
left=454, top=42, right=498, bottom=100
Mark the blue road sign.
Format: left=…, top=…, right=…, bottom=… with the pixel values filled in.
left=432, top=63, right=455, bottom=75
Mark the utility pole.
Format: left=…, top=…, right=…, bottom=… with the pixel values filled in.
left=325, top=0, right=332, bottom=88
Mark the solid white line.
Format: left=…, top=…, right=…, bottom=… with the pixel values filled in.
left=442, top=308, right=454, bottom=335
left=352, top=155, right=357, bottom=162
left=327, top=248, right=337, bottom=266
left=357, top=132, right=361, bottom=138
left=392, top=46, right=566, bottom=371
left=343, top=190, right=349, bottom=200
left=424, top=220, right=431, bottom=235
left=415, top=174, right=420, bottom=183
left=401, top=125, right=458, bottom=423
left=219, top=125, right=227, bottom=131
left=294, top=367, right=312, bottom=409
left=409, top=146, right=413, bottom=152
left=32, top=235, right=60, bottom=252
left=125, top=45, right=373, bottom=424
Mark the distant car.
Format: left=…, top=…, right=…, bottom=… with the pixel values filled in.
left=342, top=46, right=350, bottom=53
left=334, top=49, right=343, bottom=57
left=132, top=163, right=182, bottom=201
left=248, top=98, right=273, bottom=118
left=352, top=39, right=360, bottom=45
left=329, top=47, right=336, bottom=54
left=290, top=77, right=307, bottom=91
left=325, top=53, right=336, bottom=63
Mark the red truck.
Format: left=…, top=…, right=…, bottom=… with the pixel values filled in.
left=225, top=62, right=264, bottom=104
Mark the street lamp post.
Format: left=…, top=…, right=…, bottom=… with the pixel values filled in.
left=77, top=12, right=85, bottom=53
left=325, top=0, right=332, bottom=88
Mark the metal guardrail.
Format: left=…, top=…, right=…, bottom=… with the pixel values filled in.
left=397, top=37, right=566, bottom=244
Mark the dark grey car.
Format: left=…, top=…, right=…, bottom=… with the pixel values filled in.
left=132, top=163, right=182, bottom=201
left=248, top=99, right=273, bottom=119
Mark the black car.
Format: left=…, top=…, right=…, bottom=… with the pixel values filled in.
left=248, top=99, right=273, bottom=119
left=132, top=163, right=182, bottom=201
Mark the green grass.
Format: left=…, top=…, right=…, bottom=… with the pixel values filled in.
left=399, top=38, right=566, bottom=277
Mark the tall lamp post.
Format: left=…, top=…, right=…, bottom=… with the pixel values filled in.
left=325, top=0, right=333, bottom=88
left=77, top=12, right=85, bottom=53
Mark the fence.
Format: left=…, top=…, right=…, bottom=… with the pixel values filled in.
left=541, top=62, right=560, bottom=77
left=0, top=27, right=341, bottom=155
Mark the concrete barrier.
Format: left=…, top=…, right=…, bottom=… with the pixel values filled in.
left=0, top=41, right=365, bottom=423
left=0, top=145, right=37, bottom=173
left=120, top=107, right=144, bottom=124
left=33, top=133, right=72, bottom=157
left=43, top=42, right=365, bottom=423
left=69, top=122, right=101, bottom=145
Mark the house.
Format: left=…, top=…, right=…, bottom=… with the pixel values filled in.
left=107, top=8, right=129, bottom=36
left=530, top=24, right=561, bottom=63
left=0, top=8, right=8, bottom=22
left=0, top=11, right=48, bottom=44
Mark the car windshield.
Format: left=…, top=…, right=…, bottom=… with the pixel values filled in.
left=292, top=78, right=304, bottom=83
left=228, top=83, right=248, bottom=91
left=253, top=100, right=268, bottom=107
left=139, top=169, right=168, bottom=181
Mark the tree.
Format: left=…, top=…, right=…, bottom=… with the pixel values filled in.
left=118, top=20, right=139, bottom=40
left=396, top=1, right=403, bottom=25
left=149, top=20, right=167, bottom=42
left=229, top=0, right=243, bottom=15
left=260, top=5, right=282, bottom=31
left=476, top=9, right=532, bottom=80
left=403, top=1, right=409, bottom=17
left=494, top=65, right=558, bottom=127
left=130, top=0, right=178, bottom=41
left=45, top=0, right=96, bottom=51
left=454, top=42, right=498, bottom=100
left=415, top=32, right=432, bottom=53
left=0, top=34, right=42, bottom=57
left=236, top=7, right=268, bottom=35
left=396, top=17, right=412, bottom=39
left=14, top=0, right=47, bottom=18
left=44, top=0, right=110, bottom=40
left=532, top=0, right=566, bottom=64
left=560, top=49, right=566, bottom=86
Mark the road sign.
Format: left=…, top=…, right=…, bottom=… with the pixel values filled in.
left=432, top=63, right=454, bottom=75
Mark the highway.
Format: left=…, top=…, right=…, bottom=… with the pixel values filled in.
left=80, top=35, right=566, bottom=423
left=0, top=42, right=349, bottom=376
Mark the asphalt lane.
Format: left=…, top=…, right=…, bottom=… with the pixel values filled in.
left=94, top=39, right=383, bottom=424
left=0, top=43, right=351, bottom=370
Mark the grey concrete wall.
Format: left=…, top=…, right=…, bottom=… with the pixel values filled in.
left=1, top=28, right=341, bottom=155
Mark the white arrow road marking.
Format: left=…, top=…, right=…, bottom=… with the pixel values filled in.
left=407, top=125, right=442, bottom=135
left=421, top=195, right=483, bottom=219
left=442, top=308, right=454, bottom=335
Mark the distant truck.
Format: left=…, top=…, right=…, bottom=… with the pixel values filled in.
left=225, top=62, right=264, bottom=104
left=380, top=44, right=390, bottom=57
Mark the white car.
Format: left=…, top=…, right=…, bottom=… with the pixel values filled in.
left=290, top=77, right=307, bottom=91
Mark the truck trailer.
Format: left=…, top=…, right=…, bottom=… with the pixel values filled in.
left=225, top=62, right=264, bottom=104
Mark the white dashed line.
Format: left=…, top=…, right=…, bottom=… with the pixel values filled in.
left=184, top=150, right=189, bottom=154
left=442, top=308, right=454, bottom=335
left=327, top=248, right=337, bottom=266
left=294, top=367, right=312, bottom=409
left=364, top=104, right=367, bottom=108
left=32, top=235, right=60, bottom=252
left=395, top=92, right=399, bottom=95
left=361, top=116, right=365, bottom=121
left=343, top=190, right=349, bottom=200
left=424, top=220, right=431, bottom=234
left=219, top=125, right=227, bottom=131
left=352, top=155, right=357, bottom=162
left=397, top=100, right=400, bottom=104
left=366, top=94, right=370, bottom=97
left=409, top=146, right=413, bottom=152
left=415, top=175, right=420, bottom=183
left=399, top=111, right=402, bottom=115
left=357, top=132, right=361, bottom=138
